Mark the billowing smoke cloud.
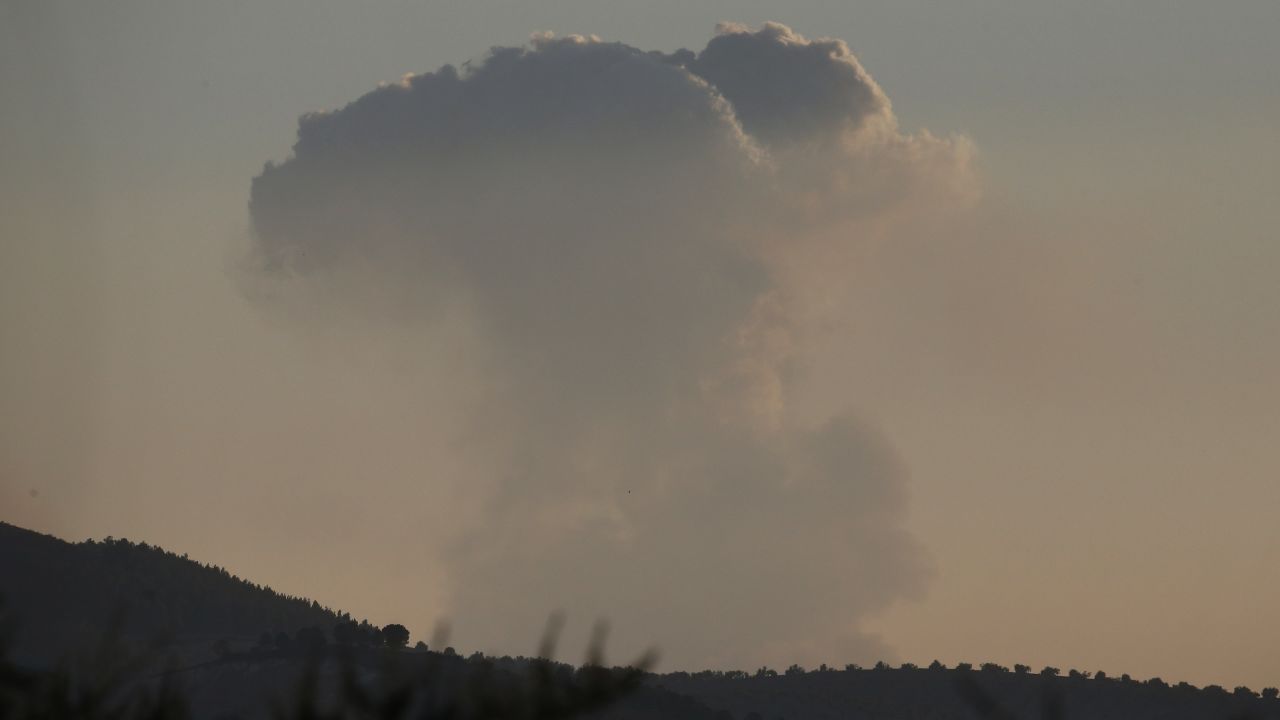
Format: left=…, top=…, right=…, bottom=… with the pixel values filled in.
left=247, top=22, right=975, bottom=668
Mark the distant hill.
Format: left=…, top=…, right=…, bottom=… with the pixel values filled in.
left=656, top=663, right=1280, bottom=720
left=0, top=521, right=343, bottom=665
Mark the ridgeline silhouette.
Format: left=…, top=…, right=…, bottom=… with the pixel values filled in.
left=0, top=521, right=343, bottom=666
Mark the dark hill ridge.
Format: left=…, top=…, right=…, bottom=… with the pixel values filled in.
left=0, top=521, right=725, bottom=720
left=3, top=520, right=1280, bottom=719
left=656, top=665, right=1280, bottom=720
left=0, top=521, right=343, bottom=664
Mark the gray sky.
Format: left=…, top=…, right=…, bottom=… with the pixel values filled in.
left=3, top=0, right=1279, bottom=690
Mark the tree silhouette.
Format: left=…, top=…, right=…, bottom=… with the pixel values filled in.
left=332, top=620, right=360, bottom=646
left=382, top=623, right=410, bottom=648
left=1234, top=686, right=1258, bottom=698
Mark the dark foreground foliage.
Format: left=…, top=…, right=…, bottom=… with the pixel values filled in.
left=0, top=612, right=652, bottom=720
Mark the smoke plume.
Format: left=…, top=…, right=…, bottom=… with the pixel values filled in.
left=247, top=22, right=976, bottom=668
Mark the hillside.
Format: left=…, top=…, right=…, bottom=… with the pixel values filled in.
left=0, top=522, right=723, bottom=720
left=0, top=521, right=344, bottom=665
left=4, top=521, right=1280, bottom=719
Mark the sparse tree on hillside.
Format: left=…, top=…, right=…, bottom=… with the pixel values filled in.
left=1040, top=666, right=1060, bottom=677
left=1014, top=664, right=1030, bottom=674
left=784, top=664, right=805, bottom=676
left=382, top=623, right=410, bottom=648
left=1234, top=686, right=1258, bottom=698
left=1262, top=687, right=1279, bottom=699
left=928, top=660, right=945, bottom=671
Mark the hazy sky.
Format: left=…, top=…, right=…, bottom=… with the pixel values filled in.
left=3, top=0, right=1279, bottom=690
